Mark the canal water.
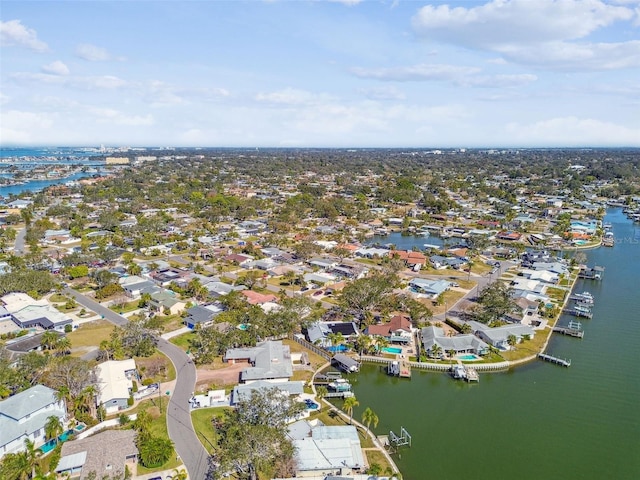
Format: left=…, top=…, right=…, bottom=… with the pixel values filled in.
left=344, top=208, right=640, bottom=479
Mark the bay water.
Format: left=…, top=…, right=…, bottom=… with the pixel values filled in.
left=345, top=208, right=640, bottom=479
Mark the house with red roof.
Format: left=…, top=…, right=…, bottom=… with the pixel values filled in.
left=241, top=290, right=277, bottom=305
left=364, top=315, right=414, bottom=344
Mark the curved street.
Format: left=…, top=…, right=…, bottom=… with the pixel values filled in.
left=64, top=288, right=209, bottom=480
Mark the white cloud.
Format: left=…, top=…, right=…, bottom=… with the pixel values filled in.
left=327, top=0, right=364, bottom=5
left=412, top=0, right=633, bottom=46
left=0, top=110, right=54, bottom=144
left=11, top=72, right=127, bottom=90
left=255, top=88, right=335, bottom=105
left=505, top=116, right=640, bottom=146
left=75, top=43, right=123, bottom=61
left=88, top=107, right=155, bottom=126
left=0, top=19, right=49, bottom=52
left=412, top=0, right=638, bottom=70
left=359, top=86, right=406, bottom=101
left=0, top=92, right=9, bottom=105
left=351, top=63, right=536, bottom=88
left=41, top=61, right=70, bottom=76
left=461, top=73, right=537, bottom=88
left=146, top=81, right=229, bottom=107
left=351, top=63, right=480, bottom=81
left=500, top=40, right=640, bottom=70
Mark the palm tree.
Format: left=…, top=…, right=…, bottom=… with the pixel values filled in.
left=44, top=415, right=63, bottom=442
left=54, top=337, right=71, bottom=356
left=430, top=344, right=442, bottom=359
left=134, top=409, right=153, bottom=438
left=315, top=386, right=328, bottom=401
left=361, top=407, right=379, bottom=431
left=171, top=468, right=188, bottom=480
left=76, top=385, right=98, bottom=418
left=448, top=349, right=456, bottom=360
left=1, top=450, right=31, bottom=480
left=23, top=438, right=41, bottom=479
left=343, top=395, right=359, bottom=425
left=40, top=331, right=58, bottom=351
left=326, top=332, right=344, bottom=348
left=54, top=386, right=71, bottom=417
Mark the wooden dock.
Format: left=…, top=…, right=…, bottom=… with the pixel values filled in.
left=465, top=367, right=479, bottom=382
left=324, top=391, right=354, bottom=399
left=563, top=308, right=593, bottom=319
left=552, top=326, right=584, bottom=338
left=538, top=353, right=571, bottom=367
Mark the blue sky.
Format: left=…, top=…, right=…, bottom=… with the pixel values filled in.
left=1, top=0, right=639, bottom=148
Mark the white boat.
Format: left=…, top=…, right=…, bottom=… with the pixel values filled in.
left=328, top=378, right=352, bottom=392
left=572, top=292, right=594, bottom=304
left=388, top=361, right=400, bottom=376
left=450, top=365, right=467, bottom=380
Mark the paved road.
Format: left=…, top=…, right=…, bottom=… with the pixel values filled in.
left=14, top=227, right=26, bottom=254
left=64, top=288, right=209, bottom=479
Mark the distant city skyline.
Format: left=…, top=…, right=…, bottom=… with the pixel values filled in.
left=1, top=0, right=639, bottom=148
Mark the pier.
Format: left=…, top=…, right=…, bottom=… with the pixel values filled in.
left=563, top=308, right=593, bottom=319
left=538, top=352, right=571, bottom=367
left=323, top=391, right=354, bottom=399
left=387, top=360, right=412, bottom=378
left=552, top=326, right=584, bottom=338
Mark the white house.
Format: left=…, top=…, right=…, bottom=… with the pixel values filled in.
left=95, top=359, right=138, bottom=414
left=0, top=385, right=66, bottom=458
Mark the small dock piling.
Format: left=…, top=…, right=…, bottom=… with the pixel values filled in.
left=538, top=352, right=571, bottom=367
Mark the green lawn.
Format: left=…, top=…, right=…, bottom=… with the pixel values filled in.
left=110, top=301, right=140, bottom=314
left=190, top=406, right=230, bottom=454
left=170, top=331, right=196, bottom=351
left=127, top=397, right=183, bottom=475
left=67, top=319, right=114, bottom=350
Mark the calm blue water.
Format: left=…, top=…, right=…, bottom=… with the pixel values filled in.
left=0, top=147, right=102, bottom=158
left=341, top=208, right=640, bottom=480
left=0, top=171, right=97, bottom=197
left=365, top=232, right=447, bottom=250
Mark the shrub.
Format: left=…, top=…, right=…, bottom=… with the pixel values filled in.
left=127, top=395, right=134, bottom=406
left=64, top=324, right=72, bottom=333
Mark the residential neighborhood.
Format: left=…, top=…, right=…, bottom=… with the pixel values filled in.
left=0, top=146, right=638, bottom=480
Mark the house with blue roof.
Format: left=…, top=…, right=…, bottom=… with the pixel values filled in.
left=409, top=278, right=451, bottom=298
left=0, top=385, right=66, bottom=458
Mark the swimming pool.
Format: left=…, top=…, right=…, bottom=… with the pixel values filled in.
left=458, top=353, right=480, bottom=361
left=382, top=346, right=403, bottom=354
left=326, top=345, right=349, bottom=353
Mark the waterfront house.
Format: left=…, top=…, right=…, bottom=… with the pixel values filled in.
left=421, top=326, right=489, bottom=357
left=364, top=315, right=413, bottom=344
left=224, top=340, right=293, bottom=384
left=56, top=429, right=138, bottom=480
left=231, top=380, right=305, bottom=404
left=467, top=321, right=535, bottom=350
left=0, top=385, right=67, bottom=458
left=287, top=421, right=365, bottom=478
left=95, top=359, right=138, bottom=414
left=306, top=321, right=360, bottom=347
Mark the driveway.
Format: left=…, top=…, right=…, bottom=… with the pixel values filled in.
left=65, top=288, right=209, bottom=480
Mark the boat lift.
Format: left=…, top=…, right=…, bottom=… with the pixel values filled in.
left=389, top=426, right=412, bottom=448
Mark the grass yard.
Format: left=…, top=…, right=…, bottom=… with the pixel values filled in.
left=127, top=397, right=182, bottom=475
left=191, top=406, right=230, bottom=454
left=67, top=319, right=114, bottom=350
left=282, top=339, right=327, bottom=371
left=170, top=331, right=196, bottom=351
left=365, top=450, right=396, bottom=476
left=110, top=301, right=140, bottom=314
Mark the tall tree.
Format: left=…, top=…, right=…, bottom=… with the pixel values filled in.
left=343, top=395, right=359, bottom=425
left=361, top=407, right=379, bottom=431
left=211, top=388, right=304, bottom=480
left=44, top=416, right=63, bottom=442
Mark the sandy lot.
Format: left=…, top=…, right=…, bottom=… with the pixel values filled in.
left=195, top=362, right=246, bottom=391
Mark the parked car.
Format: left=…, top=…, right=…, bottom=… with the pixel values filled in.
left=313, top=290, right=323, bottom=296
